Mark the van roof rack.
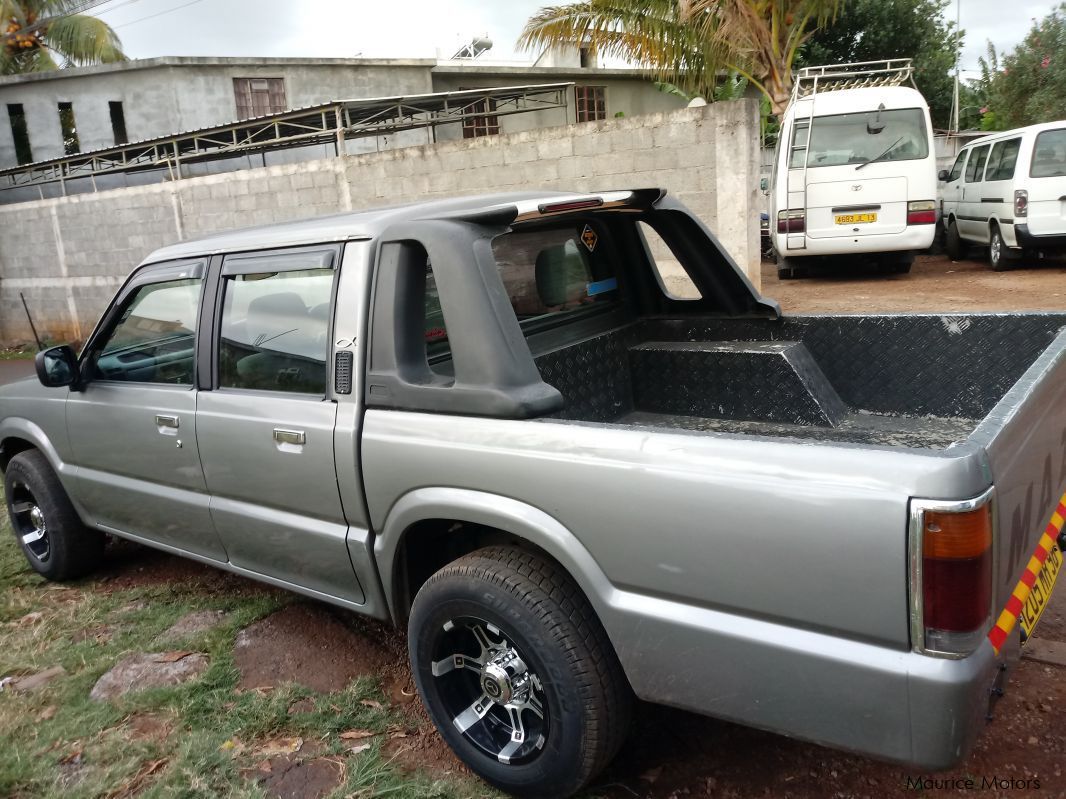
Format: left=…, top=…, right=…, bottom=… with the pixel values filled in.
left=791, top=59, right=915, bottom=101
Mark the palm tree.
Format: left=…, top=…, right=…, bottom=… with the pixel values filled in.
left=519, top=0, right=842, bottom=115
left=2, top=0, right=126, bottom=75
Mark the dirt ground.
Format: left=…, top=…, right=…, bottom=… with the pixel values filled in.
left=761, top=252, right=1066, bottom=314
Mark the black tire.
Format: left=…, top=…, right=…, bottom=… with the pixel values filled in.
left=989, top=225, right=1012, bottom=272
left=3, top=450, right=104, bottom=581
left=409, top=546, right=632, bottom=798
left=945, top=219, right=964, bottom=261
left=886, top=252, right=914, bottom=274
left=776, top=256, right=805, bottom=280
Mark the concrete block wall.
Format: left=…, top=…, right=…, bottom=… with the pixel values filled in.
left=0, top=99, right=760, bottom=346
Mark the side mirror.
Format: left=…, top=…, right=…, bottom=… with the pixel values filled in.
left=938, top=169, right=950, bottom=182
left=759, top=177, right=769, bottom=192
left=35, top=345, right=79, bottom=388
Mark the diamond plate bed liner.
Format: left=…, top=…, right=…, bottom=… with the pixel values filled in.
left=532, top=313, right=1066, bottom=450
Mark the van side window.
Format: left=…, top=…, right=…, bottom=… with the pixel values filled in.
left=985, top=138, right=1021, bottom=181
left=218, top=259, right=334, bottom=395
left=788, top=120, right=809, bottom=169
left=946, top=151, right=967, bottom=182
left=964, top=144, right=990, bottom=183
left=1031, top=129, right=1066, bottom=178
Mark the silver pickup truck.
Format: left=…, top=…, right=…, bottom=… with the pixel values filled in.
left=2, top=189, right=1065, bottom=797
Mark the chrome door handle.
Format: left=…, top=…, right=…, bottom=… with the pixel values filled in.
left=273, top=428, right=306, bottom=446
left=155, top=414, right=179, bottom=429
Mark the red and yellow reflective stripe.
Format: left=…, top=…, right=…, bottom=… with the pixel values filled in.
left=987, top=493, right=1066, bottom=655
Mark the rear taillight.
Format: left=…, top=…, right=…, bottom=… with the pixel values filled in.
left=777, top=210, right=805, bottom=233
left=911, top=492, right=994, bottom=657
left=907, top=200, right=937, bottom=225
left=1014, top=190, right=1028, bottom=217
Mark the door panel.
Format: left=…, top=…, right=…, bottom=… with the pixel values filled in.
left=196, top=249, right=364, bottom=603
left=196, top=392, right=361, bottom=601
left=63, top=265, right=225, bottom=559
left=66, top=384, right=224, bottom=558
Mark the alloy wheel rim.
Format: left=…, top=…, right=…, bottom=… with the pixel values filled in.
left=991, top=234, right=1001, bottom=263
left=430, top=616, right=548, bottom=766
left=9, top=482, right=49, bottom=562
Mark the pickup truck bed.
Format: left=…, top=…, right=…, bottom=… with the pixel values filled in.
left=530, top=313, right=1066, bottom=449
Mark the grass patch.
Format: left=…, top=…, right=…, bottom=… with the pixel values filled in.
left=0, top=485, right=491, bottom=799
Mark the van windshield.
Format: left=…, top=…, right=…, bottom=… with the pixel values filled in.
left=791, top=107, right=929, bottom=169
left=1031, top=129, right=1066, bottom=178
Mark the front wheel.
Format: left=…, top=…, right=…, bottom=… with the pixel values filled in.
left=4, top=450, right=104, bottom=581
left=409, top=547, right=632, bottom=797
left=945, top=219, right=964, bottom=261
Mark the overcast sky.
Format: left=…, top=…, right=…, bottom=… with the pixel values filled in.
left=94, top=0, right=1046, bottom=78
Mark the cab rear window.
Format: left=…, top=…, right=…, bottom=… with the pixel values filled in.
left=1031, top=129, right=1066, bottom=178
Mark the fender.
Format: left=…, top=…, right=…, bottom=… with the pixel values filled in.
left=0, top=416, right=95, bottom=525
left=373, top=486, right=620, bottom=627
left=0, top=417, right=69, bottom=478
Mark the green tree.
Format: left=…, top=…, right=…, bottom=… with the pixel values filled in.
left=801, top=0, right=962, bottom=128
left=980, top=4, right=1066, bottom=129
left=519, top=0, right=843, bottom=115
left=1, top=0, right=125, bottom=75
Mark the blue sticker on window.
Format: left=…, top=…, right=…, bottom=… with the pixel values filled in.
left=586, top=277, right=618, bottom=296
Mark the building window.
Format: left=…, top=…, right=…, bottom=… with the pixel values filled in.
left=575, top=86, right=606, bottom=122
left=58, top=101, right=79, bottom=155
left=462, top=97, right=500, bottom=138
left=7, top=104, right=32, bottom=165
left=109, top=101, right=128, bottom=145
left=233, top=78, right=287, bottom=119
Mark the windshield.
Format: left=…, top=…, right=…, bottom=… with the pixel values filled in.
left=790, top=107, right=929, bottom=169
left=1031, top=129, right=1066, bottom=178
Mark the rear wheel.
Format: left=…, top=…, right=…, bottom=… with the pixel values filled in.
left=776, top=256, right=806, bottom=280
left=4, top=450, right=104, bottom=581
left=989, top=225, right=1013, bottom=271
left=409, top=547, right=631, bottom=798
left=945, top=219, right=964, bottom=261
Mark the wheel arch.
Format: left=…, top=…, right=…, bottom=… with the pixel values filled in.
left=0, top=418, right=63, bottom=474
left=374, top=487, right=616, bottom=627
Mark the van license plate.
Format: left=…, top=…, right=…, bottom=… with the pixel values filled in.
left=1021, top=543, right=1063, bottom=641
left=835, top=213, right=877, bottom=225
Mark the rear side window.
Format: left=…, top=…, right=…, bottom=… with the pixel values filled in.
left=218, top=258, right=334, bottom=395
left=946, top=151, right=966, bottom=182
left=1031, top=129, right=1066, bottom=178
left=491, top=224, right=618, bottom=330
left=92, top=278, right=200, bottom=384
left=965, top=144, right=990, bottom=182
left=984, top=138, right=1021, bottom=181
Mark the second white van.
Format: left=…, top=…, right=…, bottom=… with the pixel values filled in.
left=939, top=121, right=1066, bottom=270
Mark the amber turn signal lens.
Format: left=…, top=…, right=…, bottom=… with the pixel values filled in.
left=923, top=506, right=992, bottom=559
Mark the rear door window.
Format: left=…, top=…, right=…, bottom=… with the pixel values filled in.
left=984, top=138, right=1021, bottom=181
left=217, top=251, right=335, bottom=395
left=491, top=223, right=618, bottom=331
left=965, top=144, right=990, bottom=182
left=1031, top=129, right=1066, bottom=178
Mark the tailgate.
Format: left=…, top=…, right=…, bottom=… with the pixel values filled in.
left=805, top=177, right=908, bottom=238
left=975, top=327, right=1066, bottom=636
left=1027, top=175, right=1066, bottom=236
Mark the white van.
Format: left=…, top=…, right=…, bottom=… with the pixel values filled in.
left=939, top=121, right=1066, bottom=270
left=769, top=60, right=938, bottom=279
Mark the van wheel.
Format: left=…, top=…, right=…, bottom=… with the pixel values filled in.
left=3, top=450, right=104, bottom=581
left=989, top=226, right=1013, bottom=272
left=945, top=220, right=964, bottom=261
left=408, top=546, right=632, bottom=798
left=777, top=257, right=805, bottom=280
